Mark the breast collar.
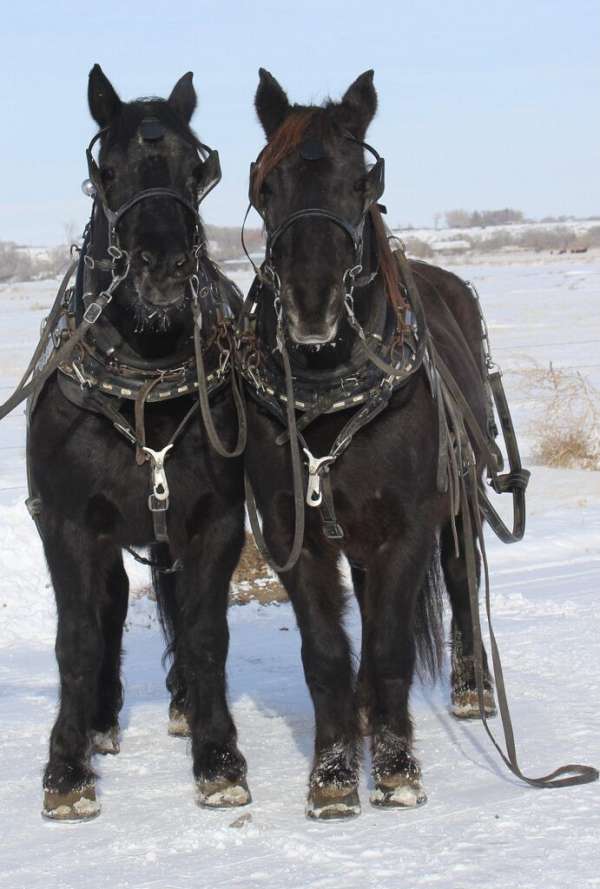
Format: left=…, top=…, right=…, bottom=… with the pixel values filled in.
left=45, top=224, right=237, bottom=408
left=238, top=269, right=419, bottom=422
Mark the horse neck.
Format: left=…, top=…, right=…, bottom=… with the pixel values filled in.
left=87, top=206, right=194, bottom=361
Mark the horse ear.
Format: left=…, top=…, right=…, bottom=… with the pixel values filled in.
left=255, top=68, right=290, bottom=138
left=168, top=72, right=197, bottom=123
left=88, top=64, right=122, bottom=127
left=336, top=70, right=377, bottom=139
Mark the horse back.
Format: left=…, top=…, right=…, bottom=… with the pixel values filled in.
left=409, top=259, right=489, bottom=436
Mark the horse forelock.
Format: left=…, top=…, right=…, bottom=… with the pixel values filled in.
left=251, top=108, right=318, bottom=205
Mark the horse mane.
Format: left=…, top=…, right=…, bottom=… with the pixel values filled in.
left=253, top=109, right=406, bottom=315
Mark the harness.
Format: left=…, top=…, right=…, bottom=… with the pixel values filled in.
left=1, top=117, right=244, bottom=572
left=239, top=131, right=598, bottom=789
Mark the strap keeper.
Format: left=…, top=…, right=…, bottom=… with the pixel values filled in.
left=322, top=520, right=344, bottom=540
left=490, top=469, right=531, bottom=495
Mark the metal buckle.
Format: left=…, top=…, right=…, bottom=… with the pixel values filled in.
left=83, top=302, right=103, bottom=324
left=148, top=494, right=169, bottom=512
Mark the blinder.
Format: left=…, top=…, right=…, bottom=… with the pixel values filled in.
left=83, top=120, right=222, bottom=248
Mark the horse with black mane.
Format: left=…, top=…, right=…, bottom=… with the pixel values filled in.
left=26, top=66, right=250, bottom=820
left=240, top=69, right=522, bottom=819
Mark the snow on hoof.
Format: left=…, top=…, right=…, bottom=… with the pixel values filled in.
left=92, top=726, right=120, bottom=755
left=306, top=785, right=361, bottom=821
left=168, top=706, right=191, bottom=738
left=451, top=688, right=497, bottom=720
left=370, top=774, right=427, bottom=809
left=42, top=785, right=101, bottom=822
left=196, top=777, right=252, bottom=809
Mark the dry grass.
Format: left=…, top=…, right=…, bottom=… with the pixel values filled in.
left=516, top=364, right=600, bottom=470
left=230, top=533, right=288, bottom=605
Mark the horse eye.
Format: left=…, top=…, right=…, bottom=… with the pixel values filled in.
left=101, top=167, right=115, bottom=183
left=354, top=176, right=366, bottom=193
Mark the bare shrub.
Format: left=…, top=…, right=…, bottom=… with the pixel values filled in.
left=444, top=208, right=524, bottom=229
left=404, top=237, right=434, bottom=259
left=516, top=364, right=600, bottom=470
left=0, top=241, right=70, bottom=282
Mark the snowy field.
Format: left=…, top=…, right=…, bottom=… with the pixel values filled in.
left=1, top=255, right=599, bottom=889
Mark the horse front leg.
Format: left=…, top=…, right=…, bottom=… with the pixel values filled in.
left=361, top=529, right=438, bottom=810
left=40, top=514, right=106, bottom=821
left=176, top=504, right=248, bottom=808
left=441, top=520, right=497, bottom=719
left=91, top=551, right=129, bottom=755
left=274, top=540, right=360, bottom=820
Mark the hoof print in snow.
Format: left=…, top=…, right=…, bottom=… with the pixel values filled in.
left=42, top=785, right=101, bottom=822
left=370, top=774, right=427, bottom=809
left=92, top=726, right=120, bottom=755
left=451, top=688, right=497, bottom=720
left=196, top=777, right=252, bottom=808
left=306, top=785, right=361, bottom=820
left=168, top=706, right=191, bottom=738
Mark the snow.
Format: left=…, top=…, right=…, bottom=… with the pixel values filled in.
left=1, top=258, right=599, bottom=889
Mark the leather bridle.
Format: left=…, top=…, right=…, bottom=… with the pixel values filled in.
left=84, top=119, right=222, bottom=254
left=243, top=132, right=385, bottom=290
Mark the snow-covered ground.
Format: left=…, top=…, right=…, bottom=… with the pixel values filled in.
left=393, top=219, right=600, bottom=261
left=1, top=258, right=599, bottom=889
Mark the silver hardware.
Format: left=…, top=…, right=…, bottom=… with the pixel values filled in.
left=83, top=302, right=103, bottom=324
left=81, top=178, right=96, bottom=198
left=303, top=448, right=336, bottom=508
left=142, top=443, right=174, bottom=506
left=72, top=360, right=89, bottom=388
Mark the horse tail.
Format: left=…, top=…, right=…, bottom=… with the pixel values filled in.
left=149, top=542, right=178, bottom=669
left=414, top=540, right=445, bottom=680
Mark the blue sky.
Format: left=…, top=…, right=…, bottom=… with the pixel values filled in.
left=1, top=0, right=598, bottom=244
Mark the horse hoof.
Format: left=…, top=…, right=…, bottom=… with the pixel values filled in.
left=196, top=777, right=252, bottom=809
left=42, top=785, right=101, bottom=822
left=370, top=774, right=427, bottom=809
left=306, top=785, right=361, bottom=820
left=92, top=726, right=120, bottom=755
left=168, top=707, right=191, bottom=738
left=451, top=688, right=497, bottom=720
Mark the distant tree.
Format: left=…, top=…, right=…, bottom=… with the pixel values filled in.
left=444, top=209, right=472, bottom=229
left=444, top=207, right=524, bottom=228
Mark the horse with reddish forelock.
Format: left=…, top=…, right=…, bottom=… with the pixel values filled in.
left=242, top=68, right=497, bottom=819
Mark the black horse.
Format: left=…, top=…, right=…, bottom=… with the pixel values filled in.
left=241, top=69, right=498, bottom=819
left=28, top=66, right=249, bottom=820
